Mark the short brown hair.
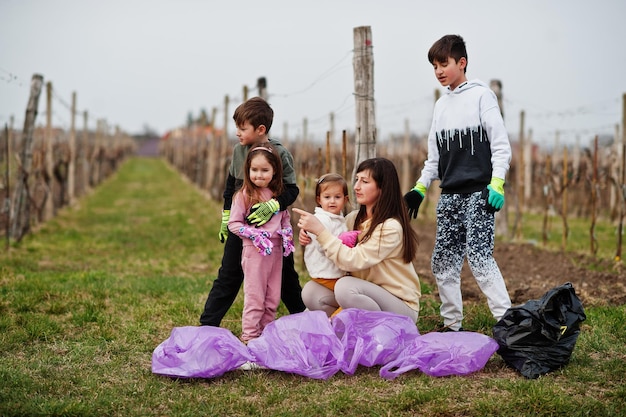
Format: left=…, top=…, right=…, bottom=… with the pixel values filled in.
left=233, top=97, right=274, bottom=132
left=428, top=34, right=468, bottom=73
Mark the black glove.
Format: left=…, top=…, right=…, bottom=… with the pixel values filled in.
left=481, top=187, right=497, bottom=214
left=403, top=189, right=424, bottom=219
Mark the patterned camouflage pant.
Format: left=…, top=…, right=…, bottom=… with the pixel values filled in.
left=432, top=191, right=511, bottom=330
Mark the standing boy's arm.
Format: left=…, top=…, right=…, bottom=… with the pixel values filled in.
left=222, top=173, right=237, bottom=211
left=404, top=118, right=440, bottom=218
left=276, top=183, right=299, bottom=210
left=417, top=118, right=442, bottom=189
left=227, top=193, right=247, bottom=237
left=246, top=184, right=299, bottom=226
left=217, top=173, right=238, bottom=243
left=275, top=140, right=299, bottom=209
left=481, top=104, right=511, bottom=181
left=481, top=91, right=512, bottom=211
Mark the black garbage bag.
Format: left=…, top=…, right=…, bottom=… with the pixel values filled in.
left=492, top=282, right=586, bottom=379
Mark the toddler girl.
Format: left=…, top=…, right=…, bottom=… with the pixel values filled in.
left=301, top=173, right=359, bottom=317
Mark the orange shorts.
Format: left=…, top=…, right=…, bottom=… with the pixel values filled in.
left=312, top=277, right=338, bottom=291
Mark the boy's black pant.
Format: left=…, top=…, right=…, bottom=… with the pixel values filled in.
left=199, top=230, right=305, bottom=326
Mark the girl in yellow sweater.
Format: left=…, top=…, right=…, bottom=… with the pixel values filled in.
left=295, top=158, right=421, bottom=323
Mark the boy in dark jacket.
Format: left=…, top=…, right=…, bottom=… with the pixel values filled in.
left=200, top=97, right=305, bottom=326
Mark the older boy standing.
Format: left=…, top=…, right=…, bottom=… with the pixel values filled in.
left=200, top=97, right=305, bottom=327
left=404, top=34, right=511, bottom=331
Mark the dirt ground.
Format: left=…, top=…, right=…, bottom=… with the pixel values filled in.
left=413, top=221, right=626, bottom=308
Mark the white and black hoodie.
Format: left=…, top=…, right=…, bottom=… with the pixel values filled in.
left=417, top=79, right=512, bottom=194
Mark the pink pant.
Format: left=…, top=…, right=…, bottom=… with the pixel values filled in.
left=241, top=240, right=283, bottom=342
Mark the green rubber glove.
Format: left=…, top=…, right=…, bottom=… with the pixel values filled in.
left=403, top=182, right=427, bottom=219
left=218, top=210, right=230, bottom=243
left=486, top=177, right=505, bottom=211
left=247, top=198, right=280, bottom=227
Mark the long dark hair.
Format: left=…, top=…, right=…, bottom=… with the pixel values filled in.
left=354, top=158, right=418, bottom=263
left=240, top=144, right=283, bottom=207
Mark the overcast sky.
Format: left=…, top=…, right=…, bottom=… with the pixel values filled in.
left=1, top=0, right=625, bottom=148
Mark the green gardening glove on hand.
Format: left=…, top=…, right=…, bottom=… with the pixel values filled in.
left=247, top=198, right=280, bottom=227
left=485, top=177, right=505, bottom=212
left=218, top=210, right=230, bottom=243
left=403, top=182, right=427, bottom=219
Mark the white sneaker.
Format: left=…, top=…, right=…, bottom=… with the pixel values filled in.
left=238, top=361, right=266, bottom=371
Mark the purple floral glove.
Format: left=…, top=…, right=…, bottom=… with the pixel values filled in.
left=239, top=226, right=273, bottom=256
left=338, top=230, right=361, bottom=248
left=277, top=227, right=295, bottom=257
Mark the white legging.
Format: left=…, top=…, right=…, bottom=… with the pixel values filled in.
left=302, top=276, right=418, bottom=323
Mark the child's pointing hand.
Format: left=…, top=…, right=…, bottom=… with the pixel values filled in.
left=293, top=208, right=324, bottom=236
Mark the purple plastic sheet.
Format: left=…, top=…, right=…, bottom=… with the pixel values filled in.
left=331, top=309, right=420, bottom=375
left=152, top=326, right=253, bottom=379
left=151, top=311, right=499, bottom=380
left=247, top=311, right=343, bottom=380
left=379, top=331, right=499, bottom=380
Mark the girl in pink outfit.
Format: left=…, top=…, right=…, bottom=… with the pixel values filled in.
left=228, top=144, right=294, bottom=343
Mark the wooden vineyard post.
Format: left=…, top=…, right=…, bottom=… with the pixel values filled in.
left=11, top=74, right=44, bottom=242
left=4, top=124, right=9, bottom=250
left=329, top=113, right=336, bottom=174
left=91, top=119, right=101, bottom=186
left=325, top=131, right=331, bottom=173
left=216, top=95, right=229, bottom=196
left=342, top=130, right=348, bottom=181
left=81, top=111, right=90, bottom=194
left=282, top=121, right=289, bottom=147
left=352, top=26, right=376, bottom=180
left=513, top=110, right=525, bottom=239
left=590, top=136, right=598, bottom=256
left=561, top=146, right=569, bottom=252
left=44, top=81, right=54, bottom=220
left=206, top=106, right=218, bottom=199
left=317, top=147, right=323, bottom=179
left=616, top=93, right=626, bottom=263
left=194, top=125, right=203, bottom=187
left=68, top=92, right=76, bottom=204
left=609, top=125, right=619, bottom=221
left=542, top=153, right=552, bottom=247
left=257, top=77, right=267, bottom=101
left=402, top=119, right=411, bottom=193
left=490, top=80, right=509, bottom=238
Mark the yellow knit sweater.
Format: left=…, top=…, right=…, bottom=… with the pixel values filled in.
left=315, top=211, right=421, bottom=312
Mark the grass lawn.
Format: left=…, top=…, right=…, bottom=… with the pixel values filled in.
left=1, top=157, right=624, bottom=417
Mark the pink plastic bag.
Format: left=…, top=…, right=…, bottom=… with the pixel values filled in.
left=331, top=309, right=420, bottom=375
left=152, top=326, right=253, bottom=379
left=379, top=331, right=499, bottom=379
left=247, top=311, right=343, bottom=379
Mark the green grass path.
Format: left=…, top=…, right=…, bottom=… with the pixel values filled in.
left=0, top=157, right=624, bottom=417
